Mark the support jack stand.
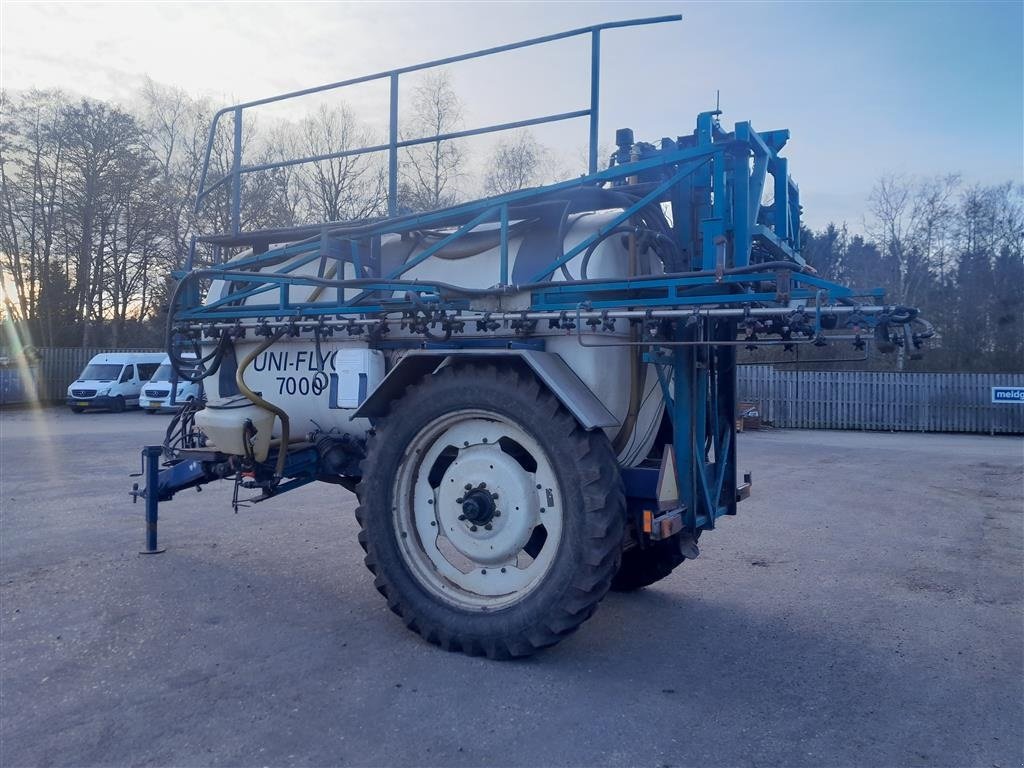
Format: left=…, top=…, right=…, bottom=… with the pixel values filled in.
left=134, top=445, right=166, bottom=554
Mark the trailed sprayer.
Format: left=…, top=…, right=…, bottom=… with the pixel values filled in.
left=136, top=16, right=931, bottom=657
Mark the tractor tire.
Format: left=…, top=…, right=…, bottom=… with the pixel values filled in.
left=610, top=536, right=692, bottom=591
left=355, top=362, right=625, bottom=659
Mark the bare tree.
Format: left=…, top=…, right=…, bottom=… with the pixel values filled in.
left=572, top=140, right=612, bottom=177
left=0, top=90, right=68, bottom=344
left=866, top=174, right=961, bottom=309
left=138, top=78, right=209, bottom=269
left=103, top=146, right=167, bottom=344
left=298, top=105, right=387, bottom=223
left=483, top=130, right=545, bottom=195
left=399, top=71, right=465, bottom=211
left=59, top=99, right=151, bottom=344
left=910, top=174, right=960, bottom=284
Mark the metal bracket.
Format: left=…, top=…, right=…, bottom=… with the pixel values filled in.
left=642, top=507, right=685, bottom=540
left=736, top=472, right=753, bottom=502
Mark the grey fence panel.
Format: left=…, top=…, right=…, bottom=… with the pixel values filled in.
left=0, top=348, right=162, bottom=405
left=5, top=349, right=1023, bottom=433
left=0, top=366, right=36, bottom=405
left=737, top=366, right=1024, bottom=434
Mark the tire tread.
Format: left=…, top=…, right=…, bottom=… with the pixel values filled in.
left=354, top=362, right=624, bottom=659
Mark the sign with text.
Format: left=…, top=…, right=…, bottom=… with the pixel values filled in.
left=991, top=387, right=1024, bottom=404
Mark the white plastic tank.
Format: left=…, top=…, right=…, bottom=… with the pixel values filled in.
left=203, top=210, right=665, bottom=465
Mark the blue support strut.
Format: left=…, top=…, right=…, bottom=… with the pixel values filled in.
left=140, top=446, right=166, bottom=555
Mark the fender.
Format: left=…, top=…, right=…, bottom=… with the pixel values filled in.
left=352, top=349, right=619, bottom=430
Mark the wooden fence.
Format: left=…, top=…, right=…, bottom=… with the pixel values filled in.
left=738, top=366, right=1024, bottom=434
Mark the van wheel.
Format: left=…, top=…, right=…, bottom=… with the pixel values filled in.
left=111, top=396, right=126, bottom=413
left=355, top=363, right=625, bottom=659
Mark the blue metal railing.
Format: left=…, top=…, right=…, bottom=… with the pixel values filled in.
left=177, top=107, right=817, bottom=321
left=193, top=14, right=682, bottom=236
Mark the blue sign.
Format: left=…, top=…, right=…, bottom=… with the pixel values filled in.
left=991, top=387, right=1024, bottom=403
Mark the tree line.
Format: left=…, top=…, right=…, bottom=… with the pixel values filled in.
left=801, top=177, right=1022, bottom=372
left=0, top=79, right=1020, bottom=371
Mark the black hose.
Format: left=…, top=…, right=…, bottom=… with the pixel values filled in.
left=165, top=276, right=231, bottom=383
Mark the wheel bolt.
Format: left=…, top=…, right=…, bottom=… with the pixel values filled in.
left=478, top=482, right=487, bottom=489
left=458, top=514, right=466, bottom=521
left=470, top=525, right=478, bottom=532
left=491, top=493, right=499, bottom=500
left=456, top=497, right=464, bottom=504
left=484, top=524, right=492, bottom=530
left=465, top=483, right=473, bottom=490
left=494, top=511, right=501, bottom=517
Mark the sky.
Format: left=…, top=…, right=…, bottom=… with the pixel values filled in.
left=1, top=0, right=1021, bottom=230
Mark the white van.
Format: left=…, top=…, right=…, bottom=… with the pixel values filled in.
left=140, top=355, right=202, bottom=413
left=66, top=352, right=166, bottom=413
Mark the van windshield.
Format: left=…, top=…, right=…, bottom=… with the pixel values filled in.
left=150, top=364, right=173, bottom=382
left=80, top=364, right=122, bottom=381
left=149, top=363, right=197, bottom=382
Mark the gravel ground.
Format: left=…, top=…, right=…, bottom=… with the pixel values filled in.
left=1, top=406, right=1021, bottom=768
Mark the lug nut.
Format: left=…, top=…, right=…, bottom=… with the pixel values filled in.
left=494, top=511, right=501, bottom=517
left=478, top=482, right=487, bottom=489
left=491, top=493, right=499, bottom=500
left=470, top=525, right=478, bottom=532
left=484, top=524, right=492, bottom=530
left=458, top=514, right=466, bottom=521
left=456, top=497, right=464, bottom=504
left=465, top=483, right=473, bottom=490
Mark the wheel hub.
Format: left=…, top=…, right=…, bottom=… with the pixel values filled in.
left=435, top=445, right=537, bottom=565
left=396, top=411, right=564, bottom=608
left=459, top=487, right=497, bottom=526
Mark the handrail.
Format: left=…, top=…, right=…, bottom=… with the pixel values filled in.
left=193, top=15, right=682, bottom=234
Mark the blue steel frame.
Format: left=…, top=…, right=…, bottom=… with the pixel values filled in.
left=170, top=19, right=902, bottom=537
left=176, top=110, right=863, bottom=328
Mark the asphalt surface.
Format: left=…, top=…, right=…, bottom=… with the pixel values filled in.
left=1, top=407, right=1021, bottom=768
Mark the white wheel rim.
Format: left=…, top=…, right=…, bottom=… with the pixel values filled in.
left=392, top=409, right=564, bottom=611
